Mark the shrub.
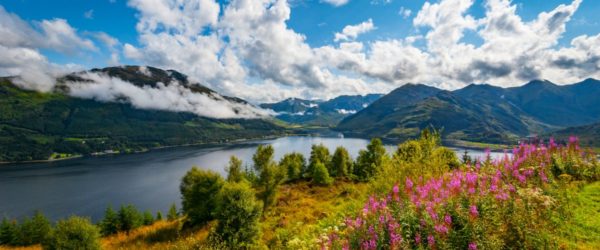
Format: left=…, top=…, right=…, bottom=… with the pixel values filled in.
left=354, top=138, right=387, bottom=181
left=155, top=211, right=163, bottom=221
left=18, top=211, right=51, bottom=246
left=180, top=167, right=224, bottom=226
left=167, top=203, right=178, bottom=221
left=312, top=161, right=333, bottom=186
left=213, top=182, right=262, bottom=248
left=42, top=216, right=101, bottom=250
left=279, top=153, right=306, bottom=181
left=308, top=144, right=331, bottom=177
left=432, top=147, right=461, bottom=170
left=100, top=205, right=119, bottom=236
left=226, top=156, right=245, bottom=183
left=331, top=146, right=352, bottom=178
left=143, top=210, right=154, bottom=226
left=0, top=218, right=18, bottom=245
left=118, top=204, right=143, bottom=233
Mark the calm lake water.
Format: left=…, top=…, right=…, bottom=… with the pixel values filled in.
left=0, top=136, right=506, bottom=221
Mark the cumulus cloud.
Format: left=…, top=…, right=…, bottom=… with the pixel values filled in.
left=334, top=19, right=376, bottom=42
left=322, top=0, right=349, bottom=7
left=65, top=72, right=274, bottom=119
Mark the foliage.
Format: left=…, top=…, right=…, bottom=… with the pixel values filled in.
left=118, top=204, right=144, bottom=233
left=354, top=138, right=387, bottom=181
left=42, top=216, right=101, bottom=250
left=100, top=205, right=119, bottom=236
left=18, top=210, right=51, bottom=246
left=155, top=211, right=163, bottom=221
left=308, top=144, right=331, bottom=177
left=253, top=145, right=286, bottom=211
left=226, top=156, right=245, bottom=183
left=168, top=203, right=178, bottom=222
left=0, top=218, right=18, bottom=246
left=212, top=182, right=262, bottom=248
left=331, top=146, right=352, bottom=178
left=180, top=167, right=224, bottom=226
left=312, top=161, right=334, bottom=186
left=323, top=137, right=600, bottom=249
left=143, top=210, right=155, bottom=226
left=279, top=152, right=306, bottom=181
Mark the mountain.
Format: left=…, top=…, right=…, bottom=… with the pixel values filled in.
left=549, top=122, right=600, bottom=147
left=0, top=66, right=286, bottom=162
left=336, top=79, right=600, bottom=143
left=260, top=94, right=383, bottom=126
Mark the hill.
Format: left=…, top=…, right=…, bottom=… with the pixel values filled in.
left=0, top=67, right=287, bottom=162
left=260, top=94, right=382, bottom=126
left=336, top=79, right=600, bottom=143
left=550, top=122, right=600, bottom=148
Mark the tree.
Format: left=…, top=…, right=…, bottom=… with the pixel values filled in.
left=118, top=204, right=143, bottom=233
left=180, top=167, right=224, bottom=226
left=395, top=140, right=423, bottom=163
left=312, top=162, right=333, bottom=186
left=279, top=153, right=306, bottom=181
left=226, top=156, right=245, bottom=183
left=42, top=216, right=101, bottom=250
left=143, top=210, right=154, bottom=226
left=331, top=146, right=352, bottom=178
left=433, top=147, right=461, bottom=169
left=461, top=150, right=472, bottom=165
left=354, top=138, right=387, bottom=181
left=100, top=206, right=119, bottom=236
left=0, top=218, right=18, bottom=246
left=155, top=211, right=163, bottom=221
left=167, top=203, right=178, bottom=221
left=308, top=144, right=331, bottom=177
left=18, top=211, right=51, bottom=246
left=213, top=182, right=262, bottom=248
left=253, top=145, right=285, bottom=211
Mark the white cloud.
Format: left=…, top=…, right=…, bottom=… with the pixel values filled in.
left=322, top=0, right=349, bottom=7
left=399, top=7, right=411, bottom=19
left=334, top=19, right=376, bottom=42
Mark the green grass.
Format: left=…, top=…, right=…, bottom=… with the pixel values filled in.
left=557, top=182, right=600, bottom=249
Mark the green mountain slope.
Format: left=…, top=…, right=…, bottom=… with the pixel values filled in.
left=0, top=71, right=286, bottom=162
left=336, top=79, right=600, bottom=143
left=549, top=122, right=600, bottom=147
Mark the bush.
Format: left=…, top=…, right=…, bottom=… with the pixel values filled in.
left=354, top=138, right=387, bottom=181
left=279, top=153, right=306, bottom=181
left=100, top=205, right=119, bottom=236
left=212, top=182, right=262, bottom=248
left=42, top=216, right=101, bottom=250
left=226, top=156, right=245, bottom=183
left=168, top=203, right=178, bottom=221
left=180, top=167, right=225, bottom=226
left=118, top=204, right=143, bottom=233
left=312, top=162, right=333, bottom=186
left=156, top=211, right=163, bottom=221
left=18, top=211, right=51, bottom=246
left=143, top=210, right=154, bottom=226
left=308, top=144, right=331, bottom=177
left=0, top=218, right=18, bottom=245
left=331, top=146, right=352, bottom=178
left=432, top=147, right=461, bottom=170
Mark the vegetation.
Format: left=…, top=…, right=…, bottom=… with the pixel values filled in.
left=279, top=153, right=306, bottom=181
left=42, top=216, right=101, bottom=250
left=180, top=168, right=224, bottom=226
left=331, top=146, right=352, bottom=178
left=253, top=145, right=285, bottom=212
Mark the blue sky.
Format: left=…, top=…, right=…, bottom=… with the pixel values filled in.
left=1, top=0, right=597, bottom=69
left=1, top=0, right=599, bottom=104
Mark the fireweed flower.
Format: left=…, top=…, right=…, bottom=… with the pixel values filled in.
left=444, top=214, right=452, bottom=225
left=470, top=205, right=479, bottom=217
left=427, top=235, right=435, bottom=247
left=469, top=242, right=478, bottom=250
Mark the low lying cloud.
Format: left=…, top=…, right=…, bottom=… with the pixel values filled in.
left=65, top=72, right=274, bottom=119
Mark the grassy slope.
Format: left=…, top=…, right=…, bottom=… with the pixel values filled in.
left=557, top=182, right=600, bottom=249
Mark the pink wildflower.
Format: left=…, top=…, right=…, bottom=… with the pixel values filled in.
left=470, top=205, right=479, bottom=217
left=469, top=242, right=478, bottom=250
left=427, top=235, right=435, bottom=247
left=444, top=214, right=452, bottom=225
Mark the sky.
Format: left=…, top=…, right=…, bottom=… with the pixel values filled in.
left=1, top=0, right=599, bottom=106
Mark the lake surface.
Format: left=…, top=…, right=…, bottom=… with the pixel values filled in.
left=0, top=136, right=507, bottom=221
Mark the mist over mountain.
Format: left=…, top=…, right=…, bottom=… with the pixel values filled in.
left=337, top=79, right=600, bottom=143
left=260, top=94, right=383, bottom=126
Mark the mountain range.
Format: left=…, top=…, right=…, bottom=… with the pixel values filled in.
left=260, top=94, right=383, bottom=126
left=336, top=79, right=600, bottom=144
left=0, top=66, right=286, bottom=162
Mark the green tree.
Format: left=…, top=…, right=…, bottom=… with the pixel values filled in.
left=432, top=147, right=461, bottom=169
left=312, top=162, right=333, bottom=186
left=42, top=216, right=101, bottom=250
left=18, top=211, right=51, bottom=245
left=354, top=138, right=387, bottom=181
left=143, top=210, right=154, bottom=226
left=279, top=153, right=306, bottom=181
left=100, top=205, right=119, bottom=236
left=167, top=203, right=178, bottom=221
left=155, top=211, right=163, bottom=221
left=307, top=144, right=331, bottom=177
left=213, top=182, right=262, bottom=248
left=0, top=218, right=18, bottom=246
left=331, top=146, right=352, bottom=178
left=253, top=145, right=285, bottom=211
left=180, top=167, right=224, bottom=226
left=395, top=140, right=423, bottom=163
left=118, top=204, right=143, bottom=233
left=226, top=156, right=245, bottom=183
